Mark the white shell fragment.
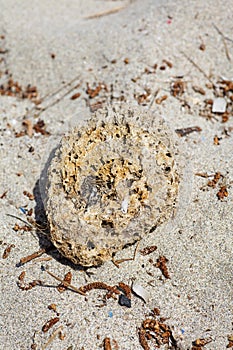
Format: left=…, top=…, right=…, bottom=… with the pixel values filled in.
left=212, top=97, right=227, bottom=113
left=132, top=282, right=150, bottom=303
left=42, top=105, right=180, bottom=266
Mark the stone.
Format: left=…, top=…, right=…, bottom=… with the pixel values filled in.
left=42, top=105, right=179, bottom=266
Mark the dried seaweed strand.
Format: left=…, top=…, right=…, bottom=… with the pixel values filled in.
left=79, top=282, right=120, bottom=295
left=17, top=271, right=43, bottom=291
left=118, top=282, right=131, bottom=299
left=138, top=328, right=150, bottom=350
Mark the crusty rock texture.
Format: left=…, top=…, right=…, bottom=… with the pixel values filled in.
left=44, top=105, right=180, bottom=266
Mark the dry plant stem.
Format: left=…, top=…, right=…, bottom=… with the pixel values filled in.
left=44, top=268, right=86, bottom=296
left=84, top=5, right=127, bottom=19
left=32, top=257, right=53, bottom=264
left=148, top=89, right=160, bottom=109
left=181, top=51, right=213, bottom=84
left=41, top=325, right=63, bottom=350
left=20, top=248, right=47, bottom=264
left=7, top=213, right=33, bottom=228
left=36, top=82, right=82, bottom=117
left=112, top=241, right=140, bottom=267
left=175, top=126, right=202, bottom=137
left=213, top=24, right=231, bottom=61
left=25, top=75, right=81, bottom=117
left=7, top=213, right=48, bottom=237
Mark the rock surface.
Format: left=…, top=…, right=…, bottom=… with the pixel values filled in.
left=45, top=105, right=179, bottom=265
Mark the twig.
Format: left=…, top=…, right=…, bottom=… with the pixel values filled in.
left=35, top=82, right=82, bottom=117
left=112, top=240, right=140, bottom=267
left=43, top=267, right=86, bottom=296
left=213, top=23, right=231, bottom=61
left=6, top=213, right=33, bottom=228
left=148, top=89, right=160, bottom=110
left=7, top=213, right=48, bottom=237
left=181, top=51, right=213, bottom=84
left=32, top=256, right=53, bottom=264
left=24, top=75, right=81, bottom=117
left=84, top=5, right=127, bottom=19
left=175, top=126, right=202, bottom=137
left=19, top=248, right=51, bottom=265
left=41, top=325, right=63, bottom=350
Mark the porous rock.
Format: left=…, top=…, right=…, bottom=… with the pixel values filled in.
left=43, top=105, right=179, bottom=266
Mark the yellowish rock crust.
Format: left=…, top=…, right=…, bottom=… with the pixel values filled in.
left=45, top=105, right=179, bottom=266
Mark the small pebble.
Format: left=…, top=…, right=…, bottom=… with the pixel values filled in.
left=118, top=294, right=131, bottom=308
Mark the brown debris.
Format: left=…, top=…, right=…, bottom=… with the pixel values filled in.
left=138, top=328, right=150, bottom=350
left=162, top=59, right=173, bottom=68
left=0, top=190, right=7, bottom=199
left=192, top=85, right=206, bottom=95
left=213, top=135, right=220, bottom=145
left=42, top=317, right=60, bottom=333
left=134, top=88, right=151, bottom=104
left=0, top=78, right=39, bottom=102
left=103, top=337, right=112, bottom=350
left=221, top=112, right=230, bottom=123
left=138, top=315, right=177, bottom=349
left=79, top=282, right=120, bottom=297
left=195, top=172, right=210, bottom=178
left=2, top=244, right=15, bottom=259
left=19, top=248, right=48, bottom=265
left=44, top=268, right=86, bottom=296
left=124, top=58, right=129, bottom=64
left=191, top=337, right=212, bottom=348
left=57, top=271, right=72, bottom=293
left=227, top=334, right=233, bottom=348
left=48, top=304, right=57, bottom=313
left=155, top=256, right=170, bottom=279
left=175, top=126, right=202, bottom=137
left=140, top=245, right=157, bottom=256
left=70, top=92, right=81, bottom=100
left=118, top=282, right=131, bottom=299
left=155, top=95, right=168, bottom=104
left=13, top=223, right=32, bottom=232
left=86, top=83, right=106, bottom=99
left=23, top=190, right=35, bottom=201
left=17, top=271, right=42, bottom=291
left=199, top=43, right=206, bottom=51
left=33, top=119, right=50, bottom=136
left=152, top=307, right=160, bottom=316
left=22, top=119, right=33, bottom=137
left=90, top=101, right=104, bottom=112
left=207, top=172, right=222, bottom=188
left=217, top=185, right=228, bottom=200
left=170, top=80, right=185, bottom=97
